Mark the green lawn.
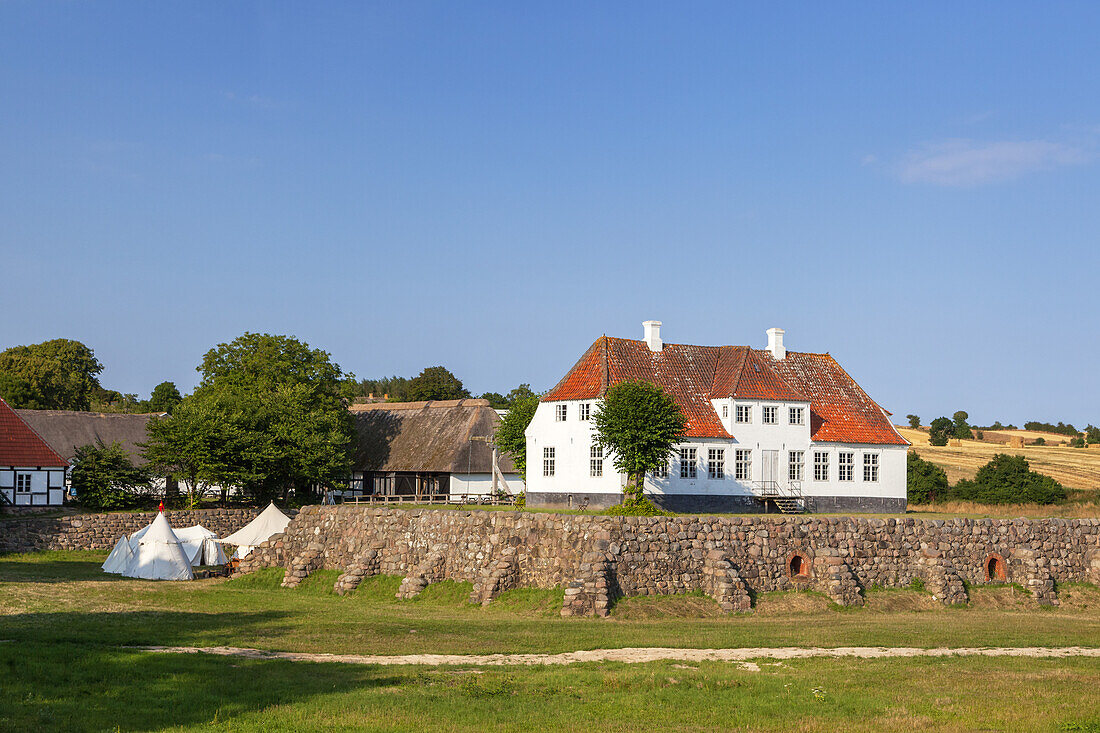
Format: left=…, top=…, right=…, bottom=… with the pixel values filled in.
left=2, top=551, right=1100, bottom=731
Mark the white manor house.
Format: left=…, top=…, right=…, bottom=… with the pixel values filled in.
left=524, top=322, right=909, bottom=513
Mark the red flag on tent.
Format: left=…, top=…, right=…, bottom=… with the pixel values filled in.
left=158, top=500, right=164, bottom=513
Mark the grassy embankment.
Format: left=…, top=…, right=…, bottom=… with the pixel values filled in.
left=3, top=551, right=1100, bottom=731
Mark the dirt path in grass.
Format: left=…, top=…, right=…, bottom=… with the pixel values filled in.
left=136, top=645, right=1100, bottom=666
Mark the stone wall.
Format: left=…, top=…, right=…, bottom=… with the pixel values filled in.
left=0, top=508, right=260, bottom=553
left=238, top=506, right=1100, bottom=616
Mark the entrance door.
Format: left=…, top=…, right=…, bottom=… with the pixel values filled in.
left=762, top=450, right=779, bottom=486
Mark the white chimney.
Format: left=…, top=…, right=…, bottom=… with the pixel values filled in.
left=766, top=327, right=786, bottom=360
left=643, top=320, right=663, bottom=352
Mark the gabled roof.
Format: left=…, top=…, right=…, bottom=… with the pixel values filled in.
left=15, top=409, right=164, bottom=464
left=0, top=397, right=68, bottom=467
left=542, top=336, right=908, bottom=446
left=350, top=400, right=518, bottom=473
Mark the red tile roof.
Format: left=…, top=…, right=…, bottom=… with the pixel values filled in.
left=0, top=397, right=68, bottom=467
left=543, top=336, right=908, bottom=446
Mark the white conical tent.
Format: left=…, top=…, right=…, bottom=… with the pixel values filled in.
left=127, top=520, right=153, bottom=550
left=218, top=502, right=291, bottom=558
left=122, top=513, right=194, bottom=581
left=101, top=535, right=135, bottom=574
left=173, top=525, right=228, bottom=566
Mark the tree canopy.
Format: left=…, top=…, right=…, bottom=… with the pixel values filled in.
left=407, top=366, right=470, bottom=401
left=952, top=411, right=973, bottom=440
left=494, top=393, right=540, bottom=479
left=147, top=381, right=183, bottom=413
left=0, top=339, right=103, bottom=410
left=592, top=380, right=686, bottom=493
left=906, top=414, right=921, bottom=429
left=928, top=417, right=952, bottom=446
left=143, top=333, right=355, bottom=503
left=71, top=441, right=152, bottom=509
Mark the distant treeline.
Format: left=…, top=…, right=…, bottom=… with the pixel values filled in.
left=1022, top=421, right=1083, bottom=437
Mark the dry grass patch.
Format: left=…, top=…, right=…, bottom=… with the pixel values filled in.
left=610, top=591, right=724, bottom=620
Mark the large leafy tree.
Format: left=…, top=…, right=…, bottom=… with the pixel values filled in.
left=408, top=366, right=470, bottom=401
left=143, top=400, right=237, bottom=507
left=906, top=414, right=921, bottom=430
left=928, top=417, right=952, bottom=446
left=494, top=394, right=540, bottom=478
left=0, top=339, right=103, bottom=410
left=952, top=410, right=973, bottom=440
left=147, top=381, right=183, bottom=413
left=953, top=453, right=1065, bottom=504
left=145, top=333, right=355, bottom=503
left=71, top=441, right=152, bottom=509
left=592, top=380, right=686, bottom=495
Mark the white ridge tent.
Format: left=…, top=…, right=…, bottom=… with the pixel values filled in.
left=122, top=513, right=194, bottom=581
left=219, top=502, right=291, bottom=559
left=101, top=535, right=134, bottom=574
left=174, top=525, right=228, bottom=566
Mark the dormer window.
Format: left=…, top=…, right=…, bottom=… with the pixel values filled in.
left=735, top=405, right=752, bottom=424
left=762, top=406, right=778, bottom=425
left=789, top=406, right=804, bottom=426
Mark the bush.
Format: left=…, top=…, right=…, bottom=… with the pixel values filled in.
left=907, top=451, right=949, bottom=504
left=1034, top=437, right=1046, bottom=446
left=952, top=453, right=1065, bottom=505
left=71, top=441, right=152, bottom=509
left=1070, top=436, right=1086, bottom=448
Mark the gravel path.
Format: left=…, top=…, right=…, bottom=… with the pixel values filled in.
left=138, top=645, right=1100, bottom=666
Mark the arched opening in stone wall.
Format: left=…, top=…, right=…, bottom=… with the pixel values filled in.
left=985, top=554, right=1007, bottom=582
left=787, top=552, right=811, bottom=580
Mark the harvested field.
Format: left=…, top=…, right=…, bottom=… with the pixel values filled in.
left=897, top=426, right=1100, bottom=491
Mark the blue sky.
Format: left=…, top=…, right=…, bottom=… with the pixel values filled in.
left=2, top=3, right=1098, bottom=427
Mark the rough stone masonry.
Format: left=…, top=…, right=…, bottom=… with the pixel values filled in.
left=236, top=506, right=1100, bottom=616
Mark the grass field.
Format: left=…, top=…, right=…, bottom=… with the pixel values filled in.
left=3, top=551, right=1100, bottom=731
left=898, top=426, right=1100, bottom=492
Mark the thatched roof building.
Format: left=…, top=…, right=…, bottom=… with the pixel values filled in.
left=349, top=399, right=521, bottom=497
left=14, top=409, right=164, bottom=464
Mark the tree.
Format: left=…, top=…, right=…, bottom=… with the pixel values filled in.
left=906, top=451, right=948, bottom=504
left=1070, top=436, right=1086, bottom=448
left=479, top=392, right=509, bottom=409
left=1085, top=425, right=1100, bottom=445
left=71, top=441, right=152, bottom=509
left=143, top=401, right=236, bottom=507
left=494, top=394, right=540, bottom=478
left=147, top=381, right=183, bottom=413
left=408, top=366, right=470, bottom=401
left=505, top=384, right=537, bottom=405
left=167, top=333, right=356, bottom=503
left=928, top=417, right=952, bottom=446
left=0, top=339, right=103, bottom=409
left=952, top=411, right=972, bottom=440
left=906, top=414, right=921, bottom=430
left=952, top=453, right=1065, bottom=505
left=355, top=375, right=412, bottom=402
left=592, top=380, right=686, bottom=499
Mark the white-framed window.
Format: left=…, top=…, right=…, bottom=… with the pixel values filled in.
left=579, top=403, right=591, bottom=421
left=722, top=404, right=729, bottom=418
left=543, top=447, right=555, bottom=476
left=555, top=404, right=567, bottom=421
left=15, top=473, right=32, bottom=493
left=680, top=447, right=697, bottom=479
left=788, top=451, right=804, bottom=481
left=789, top=406, right=805, bottom=426
left=734, top=449, right=751, bottom=481
left=590, top=445, right=603, bottom=477
left=652, top=459, right=668, bottom=479
left=863, top=453, right=879, bottom=482
left=735, top=404, right=752, bottom=424
left=762, top=406, right=777, bottom=425
left=838, top=452, right=854, bottom=482
left=813, top=451, right=829, bottom=481
left=708, top=448, right=725, bottom=479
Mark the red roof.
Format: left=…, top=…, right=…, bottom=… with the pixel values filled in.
left=543, top=337, right=908, bottom=446
left=0, top=397, right=68, bottom=467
